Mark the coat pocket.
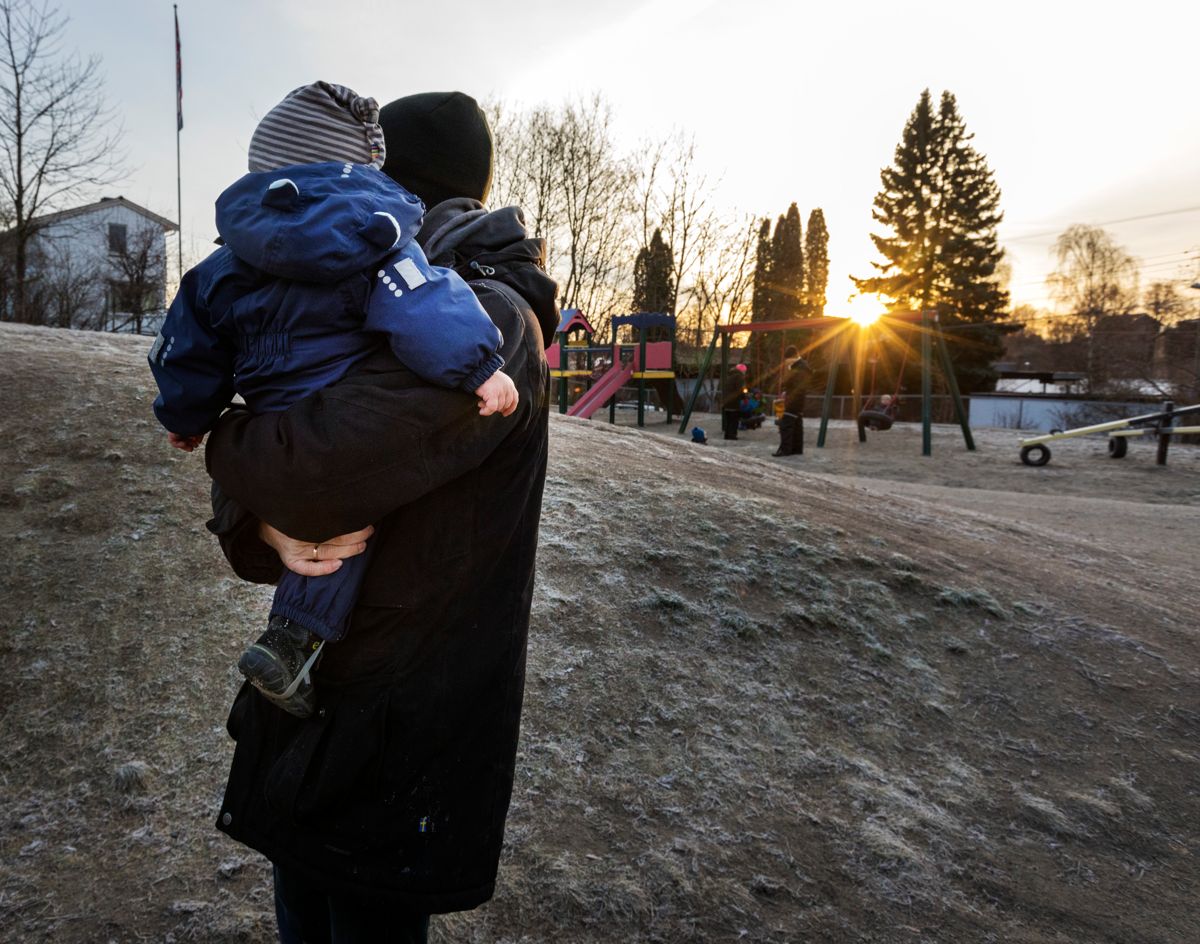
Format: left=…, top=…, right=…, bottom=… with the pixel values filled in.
left=260, top=687, right=437, bottom=859
left=263, top=688, right=391, bottom=838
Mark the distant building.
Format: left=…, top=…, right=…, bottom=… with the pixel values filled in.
left=1, top=196, right=178, bottom=334
left=1002, top=310, right=1199, bottom=399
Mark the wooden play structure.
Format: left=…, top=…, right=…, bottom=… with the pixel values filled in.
left=677, top=310, right=975, bottom=456
left=547, top=309, right=599, bottom=414
left=1018, top=401, right=1200, bottom=466
left=547, top=310, right=677, bottom=427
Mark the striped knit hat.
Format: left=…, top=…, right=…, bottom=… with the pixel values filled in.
left=248, top=81, right=386, bottom=172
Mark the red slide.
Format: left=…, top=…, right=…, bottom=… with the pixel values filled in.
left=567, top=362, right=635, bottom=419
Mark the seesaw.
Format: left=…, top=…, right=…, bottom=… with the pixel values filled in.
left=1018, top=401, right=1200, bottom=467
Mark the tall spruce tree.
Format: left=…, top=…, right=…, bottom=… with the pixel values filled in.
left=751, top=218, right=773, bottom=322
left=765, top=204, right=804, bottom=380
left=773, top=204, right=804, bottom=320
left=854, top=89, right=1009, bottom=392
left=633, top=227, right=675, bottom=314
left=804, top=208, right=829, bottom=316
left=750, top=218, right=774, bottom=381
left=632, top=227, right=675, bottom=343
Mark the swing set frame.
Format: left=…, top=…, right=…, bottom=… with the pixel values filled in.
left=677, top=310, right=975, bottom=456
left=818, top=310, right=975, bottom=456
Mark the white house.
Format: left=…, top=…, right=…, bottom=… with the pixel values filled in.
left=8, top=196, right=178, bottom=334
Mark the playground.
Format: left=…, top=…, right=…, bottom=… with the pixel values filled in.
left=552, top=307, right=982, bottom=459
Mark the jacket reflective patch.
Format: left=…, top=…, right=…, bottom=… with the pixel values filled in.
left=149, top=332, right=174, bottom=364
left=393, top=256, right=427, bottom=290
left=376, top=269, right=404, bottom=299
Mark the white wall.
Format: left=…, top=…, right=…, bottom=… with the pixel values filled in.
left=970, top=395, right=1162, bottom=432
left=30, top=202, right=171, bottom=333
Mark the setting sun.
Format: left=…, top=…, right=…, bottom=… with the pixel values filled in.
left=845, top=293, right=887, bottom=327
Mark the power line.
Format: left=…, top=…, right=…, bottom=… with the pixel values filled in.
left=1002, top=205, right=1200, bottom=244
left=1011, top=250, right=1200, bottom=289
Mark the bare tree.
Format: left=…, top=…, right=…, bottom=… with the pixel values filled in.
left=489, top=94, right=635, bottom=337
left=555, top=96, right=635, bottom=333
left=1047, top=224, right=1139, bottom=390
left=20, top=230, right=99, bottom=327
left=1143, top=281, right=1188, bottom=328
left=105, top=225, right=167, bottom=334
left=684, top=213, right=757, bottom=348
left=487, top=100, right=565, bottom=270
left=0, top=0, right=123, bottom=324
left=648, top=131, right=710, bottom=323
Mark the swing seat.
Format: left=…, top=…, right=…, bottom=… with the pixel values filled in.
left=858, top=408, right=895, bottom=432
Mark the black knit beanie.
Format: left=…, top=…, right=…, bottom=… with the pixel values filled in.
left=379, top=92, right=493, bottom=208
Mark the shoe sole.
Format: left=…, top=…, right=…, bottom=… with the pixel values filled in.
left=238, top=645, right=315, bottom=718
left=238, top=644, right=292, bottom=693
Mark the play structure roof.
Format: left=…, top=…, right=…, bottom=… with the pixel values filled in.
left=556, top=309, right=595, bottom=336
left=611, top=311, right=675, bottom=329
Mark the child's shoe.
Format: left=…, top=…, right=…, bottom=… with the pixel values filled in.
left=237, top=615, right=323, bottom=718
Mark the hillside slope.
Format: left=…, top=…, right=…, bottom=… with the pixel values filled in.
left=1, top=323, right=1197, bottom=943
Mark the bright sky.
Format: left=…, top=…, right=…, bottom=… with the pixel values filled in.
left=62, top=0, right=1200, bottom=312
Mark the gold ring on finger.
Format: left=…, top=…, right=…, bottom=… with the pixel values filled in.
left=312, top=544, right=320, bottom=561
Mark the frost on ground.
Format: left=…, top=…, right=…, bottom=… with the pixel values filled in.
left=1, top=323, right=1198, bottom=944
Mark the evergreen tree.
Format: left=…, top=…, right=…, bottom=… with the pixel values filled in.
left=632, top=227, right=675, bottom=315
left=750, top=218, right=773, bottom=382
left=854, top=89, right=1009, bottom=392
left=804, top=208, right=829, bottom=316
left=773, top=203, right=804, bottom=321
left=764, top=204, right=804, bottom=380
left=769, top=214, right=786, bottom=322
left=751, top=218, right=773, bottom=322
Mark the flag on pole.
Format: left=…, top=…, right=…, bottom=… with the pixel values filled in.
left=175, top=6, right=183, bottom=131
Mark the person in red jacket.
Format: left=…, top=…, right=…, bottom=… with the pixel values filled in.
left=204, top=92, right=557, bottom=943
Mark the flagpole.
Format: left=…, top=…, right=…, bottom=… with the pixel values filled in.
left=174, top=4, right=183, bottom=276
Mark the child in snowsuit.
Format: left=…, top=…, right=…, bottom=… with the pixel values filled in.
left=148, top=82, right=516, bottom=717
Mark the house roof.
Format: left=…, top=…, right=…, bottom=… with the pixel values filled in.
left=26, top=196, right=179, bottom=232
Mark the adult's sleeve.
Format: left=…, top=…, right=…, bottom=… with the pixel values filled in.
left=205, top=481, right=285, bottom=585
left=148, top=266, right=237, bottom=437
left=205, top=282, right=542, bottom=543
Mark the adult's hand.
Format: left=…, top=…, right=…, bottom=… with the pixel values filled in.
left=258, top=521, right=374, bottom=577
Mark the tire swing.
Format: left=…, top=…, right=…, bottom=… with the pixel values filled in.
left=1108, top=436, right=1128, bottom=459
left=1020, top=443, right=1051, bottom=466
left=857, top=344, right=906, bottom=436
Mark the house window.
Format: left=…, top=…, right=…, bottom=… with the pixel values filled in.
left=108, top=222, right=127, bottom=254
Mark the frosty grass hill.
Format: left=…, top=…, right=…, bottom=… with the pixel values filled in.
left=1, top=322, right=1198, bottom=943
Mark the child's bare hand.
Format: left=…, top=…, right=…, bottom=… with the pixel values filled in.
left=475, top=371, right=519, bottom=417
left=168, top=431, right=205, bottom=452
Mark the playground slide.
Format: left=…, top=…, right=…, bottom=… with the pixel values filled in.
left=567, top=362, right=635, bottom=419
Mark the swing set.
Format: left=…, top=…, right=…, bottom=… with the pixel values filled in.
left=677, top=309, right=976, bottom=456
left=856, top=339, right=908, bottom=434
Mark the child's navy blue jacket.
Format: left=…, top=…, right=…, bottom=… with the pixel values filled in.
left=149, top=162, right=503, bottom=436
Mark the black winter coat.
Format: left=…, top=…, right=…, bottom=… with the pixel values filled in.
left=204, top=201, right=555, bottom=914
left=781, top=360, right=808, bottom=416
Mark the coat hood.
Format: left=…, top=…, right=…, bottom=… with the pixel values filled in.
left=418, top=198, right=559, bottom=346
left=215, top=162, right=424, bottom=283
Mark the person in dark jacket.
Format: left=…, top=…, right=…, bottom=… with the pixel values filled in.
left=774, top=346, right=809, bottom=457
left=148, top=82, right=519, bottom=717
left=202, top=92, right=557, bottom=940
left=721, top=363, right=748, bottom=439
